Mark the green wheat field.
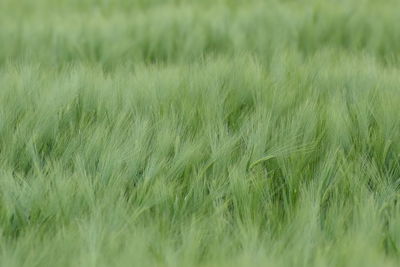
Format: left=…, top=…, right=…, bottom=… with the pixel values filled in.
left=1, top=0, right=400, bottom=266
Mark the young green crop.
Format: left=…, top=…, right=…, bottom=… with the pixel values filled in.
left=0, top=0, right=400, bottom=266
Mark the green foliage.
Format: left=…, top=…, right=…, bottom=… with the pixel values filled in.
left=0, top=0, right=400, bottom=266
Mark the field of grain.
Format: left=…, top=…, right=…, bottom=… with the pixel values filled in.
left=1, top=1, right=400, bottom=266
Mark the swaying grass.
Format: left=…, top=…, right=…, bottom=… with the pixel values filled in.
left=1, top=0, right=400, bottom=266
